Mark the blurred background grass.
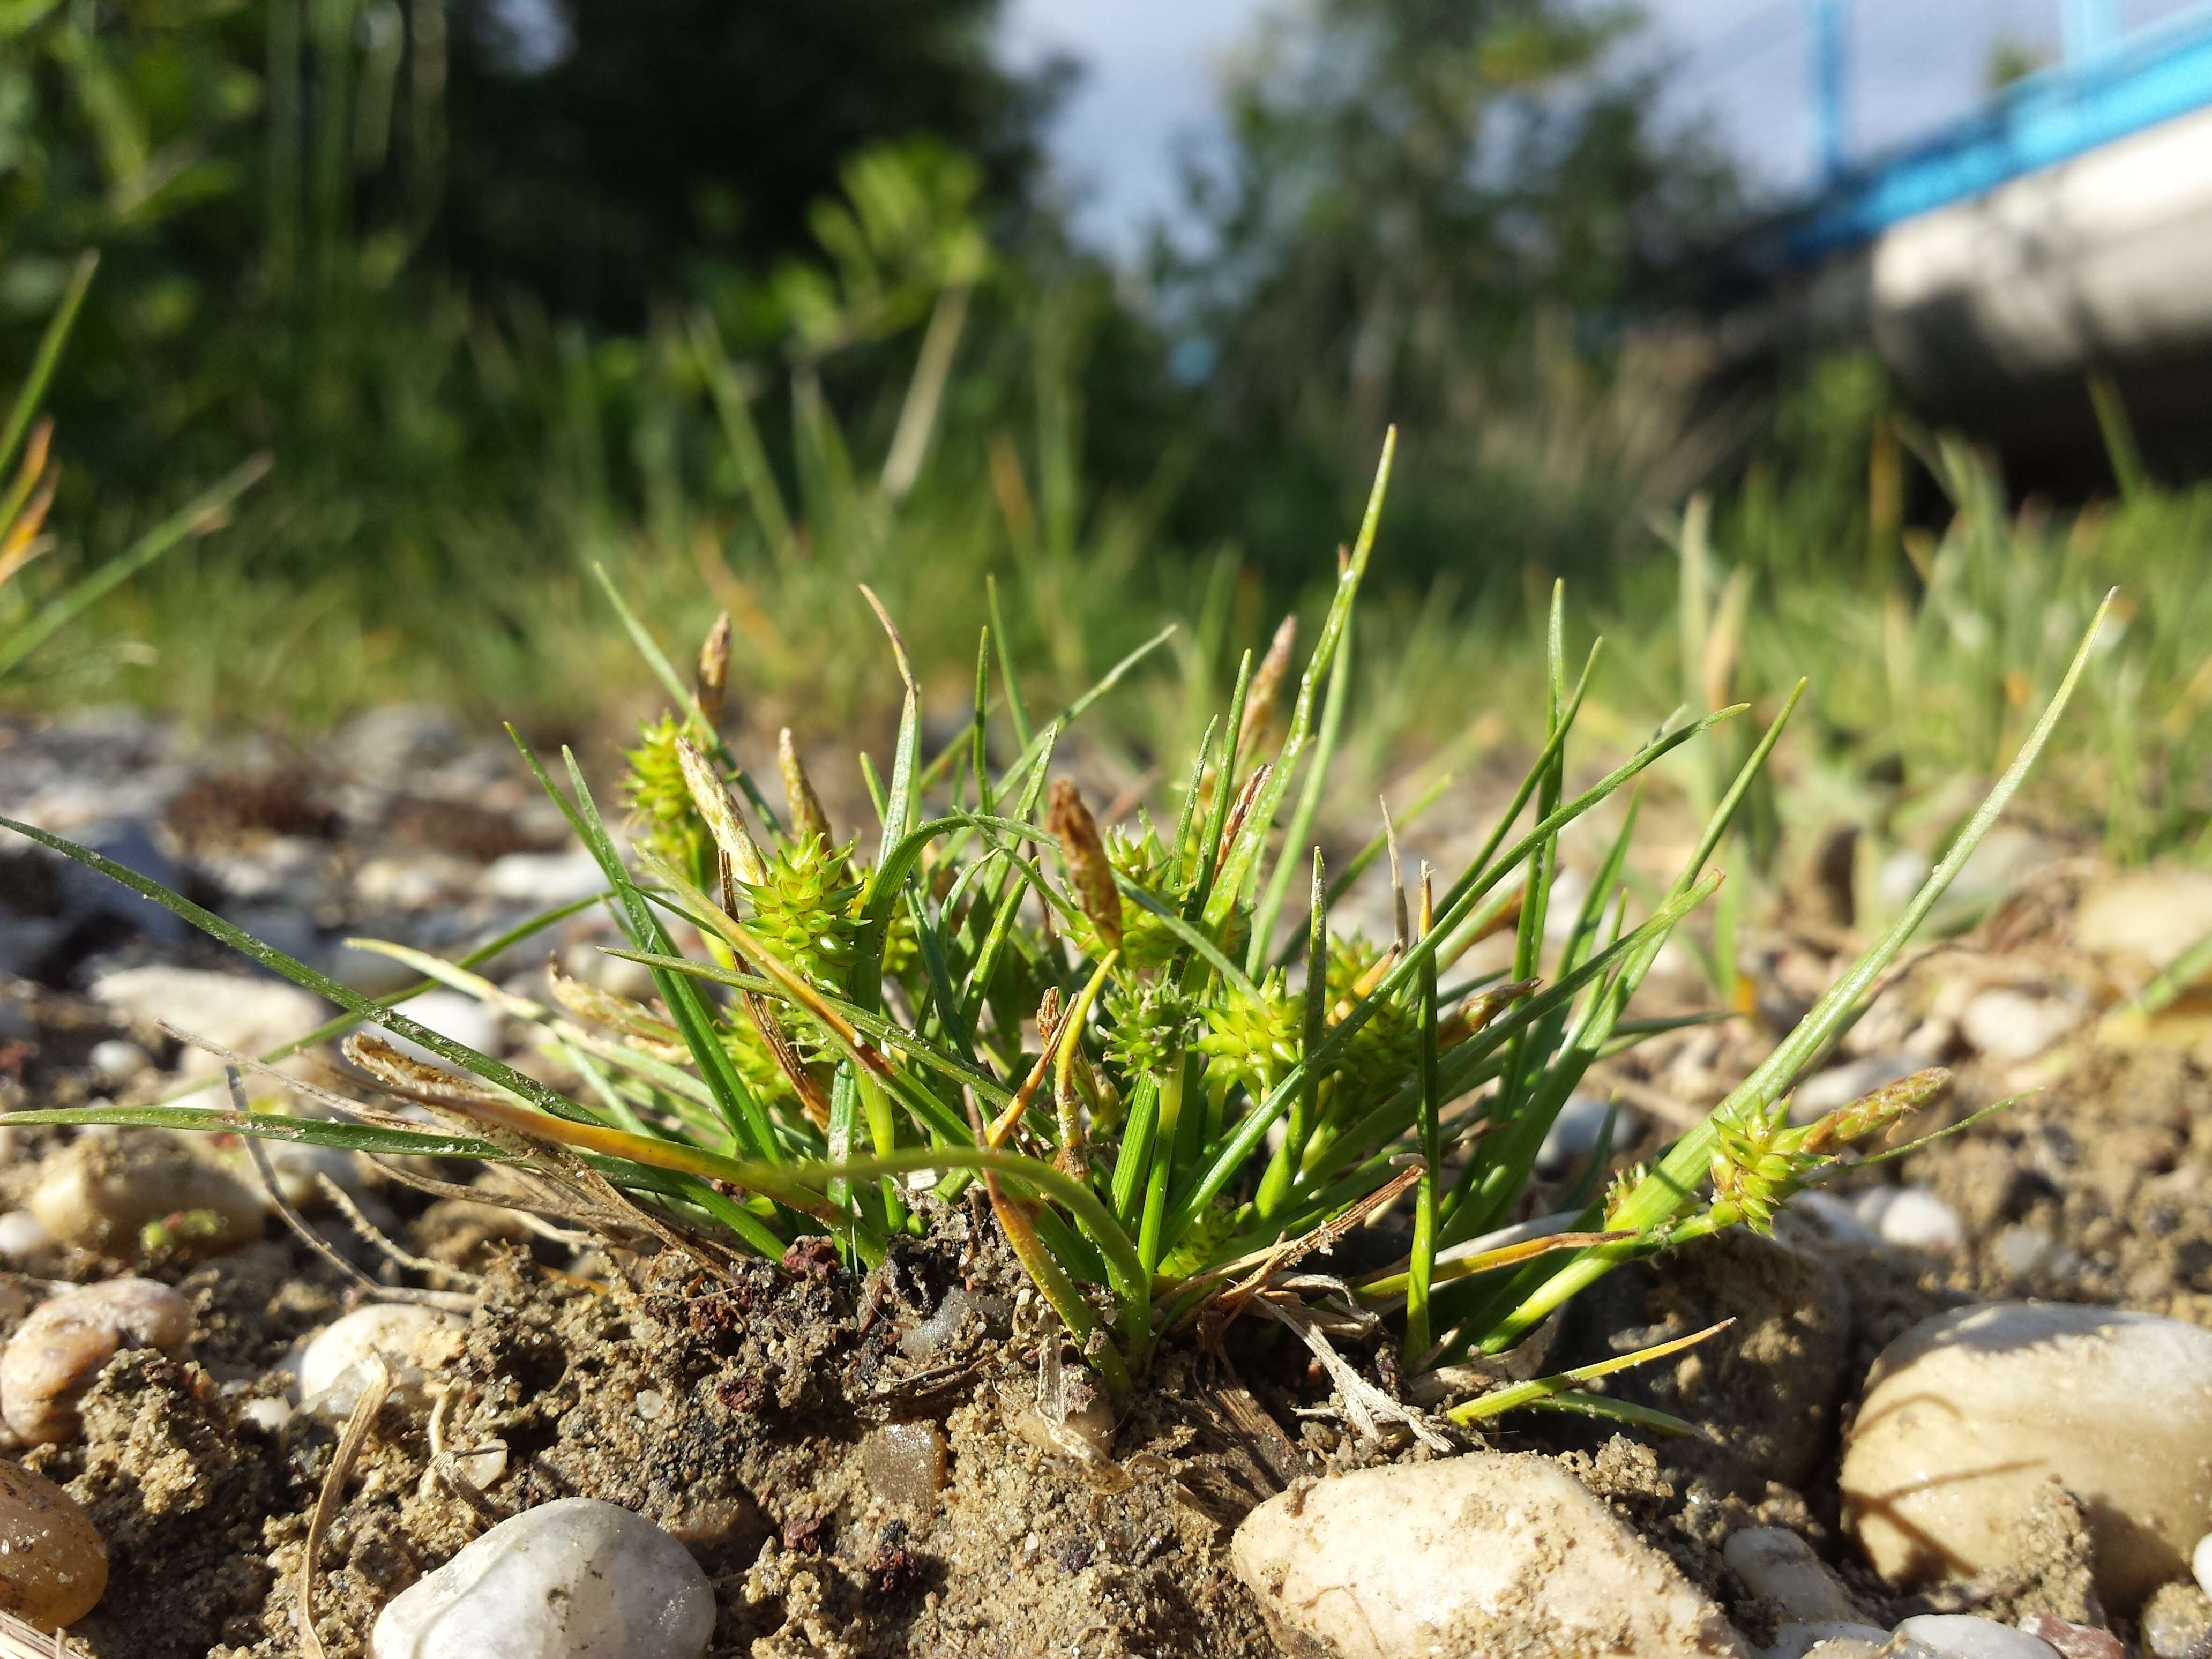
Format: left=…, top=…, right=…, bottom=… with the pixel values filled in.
left=1, top=0, right=2208, bottom=861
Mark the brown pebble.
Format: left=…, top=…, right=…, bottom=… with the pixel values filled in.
left=2021, top=1615, right=2127, bottom=1659
left=0, top=1278, right=192, bottom=1445
left=863, top=1421, right=948, bottom=1509
left=0, top=1459, right=107, bottom=1630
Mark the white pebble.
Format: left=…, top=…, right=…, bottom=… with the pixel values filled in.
left=0, top=1213, right=52, bottom=1262
left=238, top=1396, right=293, bottom=1433
left=293, top=1303, right=465, bottom=1405
left=480, top=849, right=608, bottom=906
left=2196, top=1531, right=2212, bottom=1599
left=382, top=990, right=500, bottom=1067
left=1723, top=1527, right=1862, bottom=1623
left=1842, top=1302, right=2212, bottom=1610
left=354, top=855, right=478, bottom=911
left=87, top=966, right=326, bottom=1081
left=1877, top=850, right=1933, bottom=912
left=1852, top=1186, right=1965, bottom=1254
left=449, top=1441, right=507, bottom=1491
left=85, top=1040, right=148, bottom=1083
left=1959, top=987, right=2081, bottom=1062
left=1895, top=1615, right=2062, bottom=1659
left=635, top=1388, right=666, bottom=1422
left=370, top=1497, right=713, bottom=1659
left=1992, top=1225, right=2078, bottom=1280
left=1231, top=1452, right=1750, bottom=1658
left=258, top=1140, right=366, bottom=1209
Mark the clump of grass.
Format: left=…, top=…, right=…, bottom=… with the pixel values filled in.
left=0, top=433, right=2111, bottom=1421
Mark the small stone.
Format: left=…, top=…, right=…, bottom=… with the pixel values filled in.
left=1841, top=1302, right=2212, bottom=1610
left=1, top=1277, right=191, bottom=1445
left=1535, top=1094, right=1615, bottom=1178
left=448, top=1441, right=507, bottom=1491
left=1959, top=988, right=2081, bottom=1062
left=0, top=1213, right=52, bottom=1262
left=2143, top=1582, right=2212, bottom=1659
left=29, top=1134, right=265, bottom=1257
left=1764, top=1625, right=1888, bottom=1659
left=51, top=820, right=187, bottom=950
left=1778, top=1190, right=1878, bottom=1247
left=1991, top=1225, right=2078, bottom=1281
left=2075, top=869, right=2212, bottom=968
left=1230, top=1452, right=1749, bottom=1659
left=326, top=941, right=423, bottom=997
left=333, top=704, right=462, bottom=778
left=1877, top=850, right=1934, bottom=913
left=898, top=1287, right=971, bottom=1362
left=0, top=1458, right=107, bottom=1630
left=354, top=855, right=479, bottom=911
left=238, top=1396, right=293, bottom=1434
left=2199, top=1532, right=2212, bottom=1598
left=87, top=965, right=326, bottom=1080
left=635, top=1388, right=666, bottom=1422
left=1893, top=1616, right=2061, bottom=1659
left=85, top=1040, right=147, bottom=1083
left=481, top=849, right=607, bottom=906
left=1946, top=828, right=2056, bottom=917
left=1722, top=1527, right=1862, bottom=1623
left=1851, top=1186, right=1965, bottom=1254
left=369, top=1497, right=713, bottom=1659
left=2017, top=1614, right=2126, bottom=1659
left=382, top=989, right=499, bottom=1066
left=258, top=1140, right=367, bottom=1210
left=863, top=1422, right=948, bottom=1510
left=292, top=1303, right=466, bottom=1407
left=1008, top=1366, right=1117, bottom=1469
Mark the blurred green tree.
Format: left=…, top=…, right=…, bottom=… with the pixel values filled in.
left=1161, top=0, right=1738, bottom=589
left=438, top=0, right=1057, bottom=327
left=0, top=0, right=1065, bottom=516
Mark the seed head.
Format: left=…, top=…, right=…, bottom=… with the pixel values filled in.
left=696, top=611, right=732, bottom=729
left=1238, top=614, right=1298, bottom=757
left=1049, top=779, right=1122, bottom=952
left=779, top=727, right=835, bottom=848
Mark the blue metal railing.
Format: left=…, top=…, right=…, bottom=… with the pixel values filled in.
left=1783, top=0, right=2212, bottom=260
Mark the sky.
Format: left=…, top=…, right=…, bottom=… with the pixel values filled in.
left=999, top=0, right=2199, bottom=260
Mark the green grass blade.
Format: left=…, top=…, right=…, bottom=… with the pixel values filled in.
left=1489, top=600, right=2113, bottom=1349
left=1404, top=899, right=1442, bottom=1364
left=139, top=892, right=604, bottom=1107
left=0, top=249, right=96, bottom=479
left=1250, top=624, right=1353, bottom=971
left=0, top=454, right=271, bottom=678
left=0, top=813, right=602, bottom=1128
left=4, top=1102, right=500, bottom=1160
left=987, top=574, right=1034, bottom=750
left=511, top=735, right=777, bottom=1159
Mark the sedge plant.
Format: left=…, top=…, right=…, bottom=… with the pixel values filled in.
left=0, top=432, right=2113, bottom=1422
